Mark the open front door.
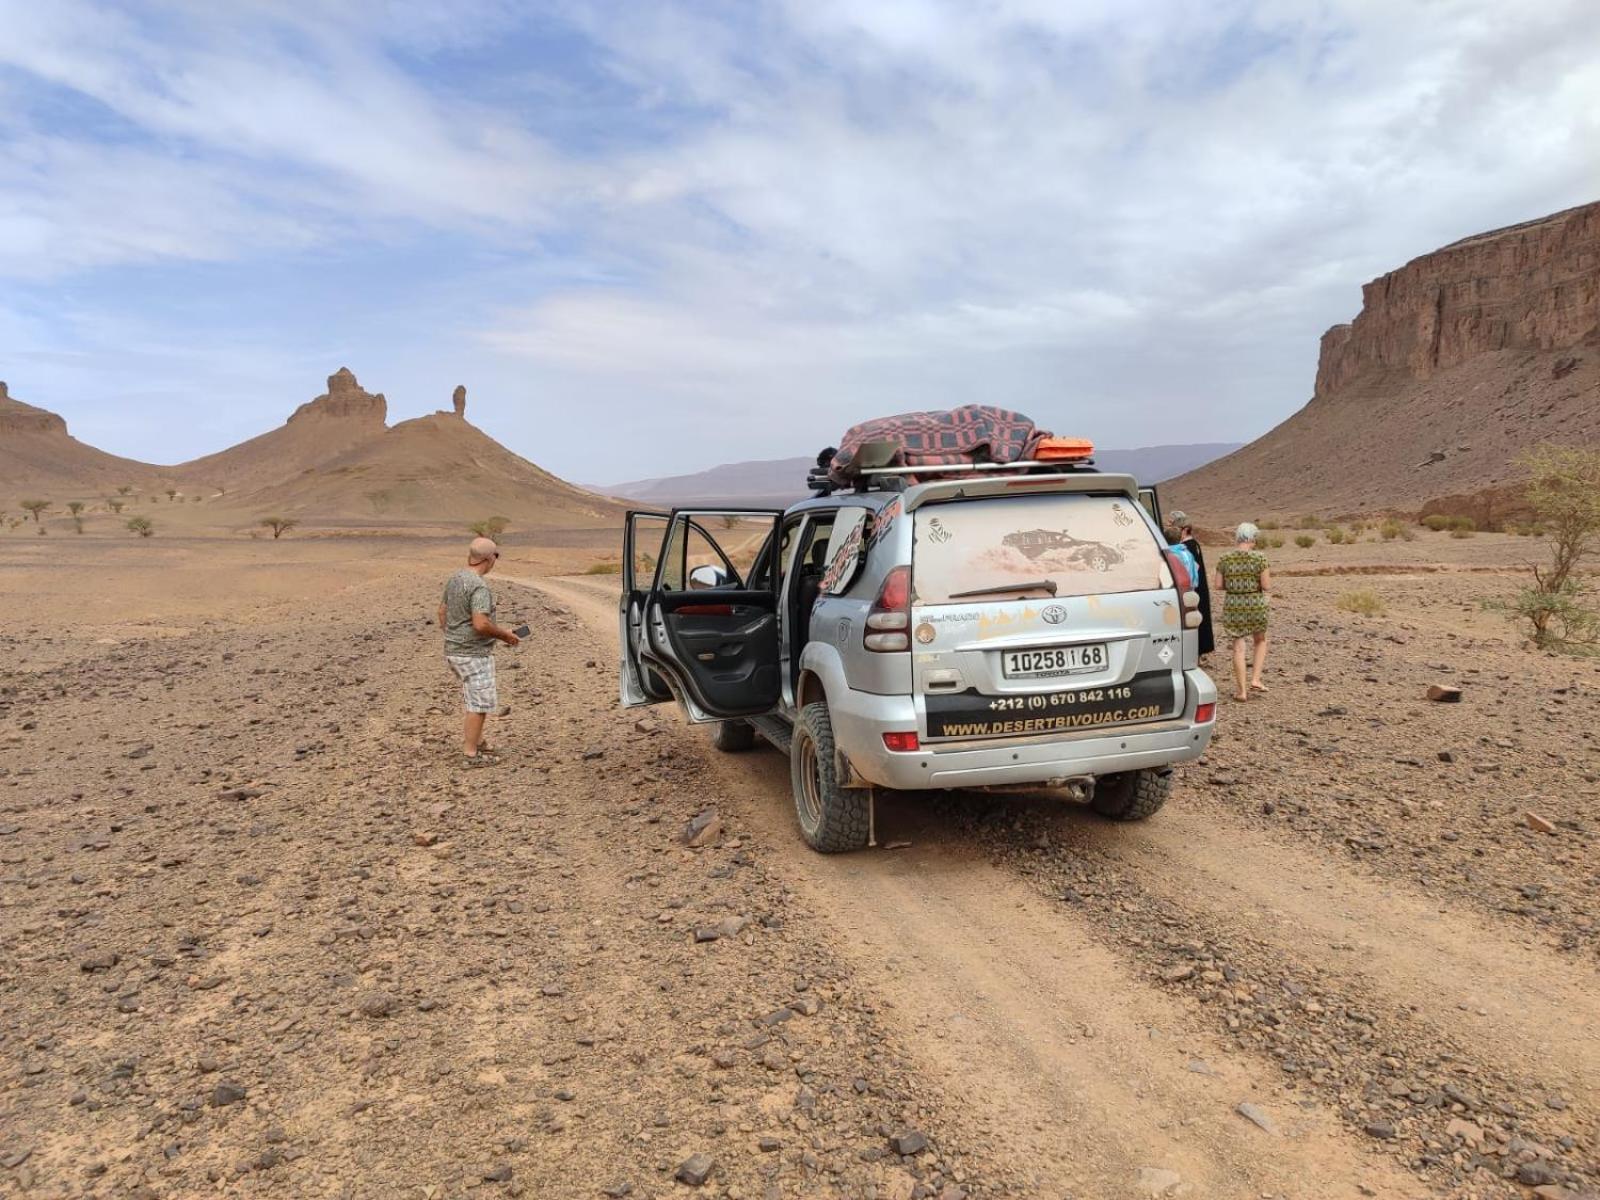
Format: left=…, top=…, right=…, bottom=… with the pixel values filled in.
left=624, top=508, right=784, bottom=722
left=1138, top=486, right=1162, bottom=522
left=619, top=510, right=673, bottom=707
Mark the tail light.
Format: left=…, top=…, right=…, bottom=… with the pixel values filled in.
left=882, top=731, right=920, bottom=752
left=865, top=565, right=911, bottom=652
left=1195, top=702, right=1216, bottom=723
left=1164, top=550, right=1203, bottom=629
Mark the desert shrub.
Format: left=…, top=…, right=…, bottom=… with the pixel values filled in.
left=1297, top=514, right=1323, bottom=530
left=126, top=516, right=155, bottom=538
left=469, top=516, right=510, bottom=537
left=116, top=485, right=133, bottom=497
left=1422, top=514, right=1451, bottom=532
left=1378, top=519, right=1414, bottom=541
left=1348, top=519, right=1367, bottom=534
left=585, top=561, right=623, bottom=575
left=1449, top=526, right=1475, bottom=539
left=1325, top=527, right=1347, bottom=545
left=1490, top=445, right=1600, bottom=650
left=1448, top=516, right=1475, bottom=532
left=365, top=489, right=392, bottom=515
left=20, top=499, right=49, bottom=525
left=1293, top=534, right=1316, bottom=549
left=1261, top=534, right=1285, bottom=549
left=1336, top=588, right=1385, bottom=616
left=259, top=516, right=298, bottom=539
left=107, top=498, right=125, bottom=514
left=1258, top=519, right=1281, bottom=531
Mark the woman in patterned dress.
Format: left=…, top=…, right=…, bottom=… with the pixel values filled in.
left=1214, top=522, right=1273, bottom=702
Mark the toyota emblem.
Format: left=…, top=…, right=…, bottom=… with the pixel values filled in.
left=1042, top=604, right=1068, bottom=624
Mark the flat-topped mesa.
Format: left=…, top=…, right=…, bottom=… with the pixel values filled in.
left=0, top=382, right=70, bottom=437
left=286, top=367, right=388, bottom=426
left=1314, top=201, right=1600, bottom=398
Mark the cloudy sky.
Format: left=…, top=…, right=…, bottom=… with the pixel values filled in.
left=1, top=0, right=1596, bottom=483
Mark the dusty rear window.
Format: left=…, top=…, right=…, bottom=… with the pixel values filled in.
left=913, top=493, right=1166, bottom=604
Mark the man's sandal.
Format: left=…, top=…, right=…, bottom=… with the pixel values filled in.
left=462, top=752, right=501, bottom=768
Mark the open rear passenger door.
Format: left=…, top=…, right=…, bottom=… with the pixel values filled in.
left=618, top=508, right=784, bottom=721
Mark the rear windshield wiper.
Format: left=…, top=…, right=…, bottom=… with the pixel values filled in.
left=948, top=579, right=1059, bottom=599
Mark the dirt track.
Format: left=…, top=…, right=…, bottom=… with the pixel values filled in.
left=2, top=547, right=1596, bottom=1199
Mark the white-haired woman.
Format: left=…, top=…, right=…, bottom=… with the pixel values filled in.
left=1214, top=522, right=1272, bottom=702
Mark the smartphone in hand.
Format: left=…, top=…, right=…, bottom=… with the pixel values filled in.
left=513, top=625, right=530, bottom=639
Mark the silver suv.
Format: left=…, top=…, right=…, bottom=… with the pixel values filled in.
left=619, top=463, right=1216, bottom=852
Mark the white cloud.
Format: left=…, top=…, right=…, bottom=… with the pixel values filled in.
left=0, top=0, right=1596, bottom=476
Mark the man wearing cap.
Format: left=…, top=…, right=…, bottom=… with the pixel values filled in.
left=437, top=537, right=520, bottom=765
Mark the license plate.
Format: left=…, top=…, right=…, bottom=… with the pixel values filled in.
left=1002, top=643, right=1109, bottom=679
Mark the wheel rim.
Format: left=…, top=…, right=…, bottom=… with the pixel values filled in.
left=796, top=729, right=823, bottom=828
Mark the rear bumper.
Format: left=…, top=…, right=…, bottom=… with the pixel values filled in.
left=829, top=669, right=1216, bottom=791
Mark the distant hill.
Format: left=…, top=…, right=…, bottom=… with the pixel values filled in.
left=1168, top=201, right=1600, bottom=521
left=594, top=442, right=1242, bottom=509
left=0, top=381, right=161, bottom=501
left=0, top=369, right=623, bottom=528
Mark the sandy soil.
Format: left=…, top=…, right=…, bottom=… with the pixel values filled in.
left=1, top=531, right=1595, bottom=1200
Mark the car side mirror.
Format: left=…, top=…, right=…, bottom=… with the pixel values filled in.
left=688, top=564, right=735, bottom=590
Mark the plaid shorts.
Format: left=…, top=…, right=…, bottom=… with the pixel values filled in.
left=446, top=655, right=499, bottom=714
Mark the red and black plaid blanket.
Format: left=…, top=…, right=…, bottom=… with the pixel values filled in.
left=828, top=405, right=1050, bottom=485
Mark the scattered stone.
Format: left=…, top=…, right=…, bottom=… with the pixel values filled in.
left=1426, top=684, right=1462, bottom=702
left=1525, top=811, right=1558, bottom=835
left=1235, top=1102, right=1278, bottom=1134
left=80, top=951, right=118, bottom=972
left=600, top=1184, right=632, bottom=1199
left=356, top=991, right=398, bottom=1019
left=757, top=1137, right=781, bottom=1152
left=789, top=995, right=821, bottom=1017
left=1517, top=1161, right=1562, bottom=1187
left=1159, top=964, right=1194, bottom=983
left=1136, top=1166, right=1183, bottom=1196
left=683, top=810, right=723, bottom=848
left=1445, top=1118, right=1484, bottom=1147
left=482, top=1164, right=513, bottom=1183
left=1363, top=1120, right=1397, bottom=1140
left=674, top=1153, right=714, bottom=1186
left=411, top=830, right=439, bottom=847
left=210, top=1081, right=248, bottom=1107
left=889, top=1129, right=928, bottom=1156
left=760, top=1007, right=793, bottom=1027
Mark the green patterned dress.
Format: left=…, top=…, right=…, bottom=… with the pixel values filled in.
left=1217, top=549, right=1270, bottom=637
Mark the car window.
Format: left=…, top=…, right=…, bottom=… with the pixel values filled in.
left=913, top=494, right=1165, bottom=604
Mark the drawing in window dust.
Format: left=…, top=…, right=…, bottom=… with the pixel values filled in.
left=1110, top=502, right=1135, bottom=528
left=926, top=516, right=954, bottom=544
left=1003, top=529, right=1125, bottom=571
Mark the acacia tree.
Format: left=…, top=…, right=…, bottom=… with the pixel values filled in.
left=469, top=516, right=510, bottom=537
left=20, top=499, right=49, bottom=526
left=116, top=485, right=133, bottom=497
left=67, top=501, right=85, bottom=534
left=165, top=487, right=178, bottom=502
left=107, top=498, right=125, bottom=514
left=126, top=516, right=155, bottom=538
left=1501, top=445, right=1600, bottom=649
left=260, top=516, right=298, bottom=539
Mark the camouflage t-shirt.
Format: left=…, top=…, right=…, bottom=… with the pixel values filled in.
left=442, top=569, right=496, bottom=657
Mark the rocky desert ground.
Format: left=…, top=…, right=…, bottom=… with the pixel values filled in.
left=1, top=526, right=1596, bottom=1200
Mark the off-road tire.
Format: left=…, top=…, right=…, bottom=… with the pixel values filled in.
left=710, top=719, right=757, bottom=753
left=1091, top=768, right=1171, bottom=821
left=790, top=702, right=871, bottom=853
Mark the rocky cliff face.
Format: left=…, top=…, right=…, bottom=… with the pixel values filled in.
left=286, top=367, right=387, bottom=425
left=1169, top=200, right=1600, bottom=519
left=1314, top=202, right=1600, bottom=397
left=0, top=382, right=70, bottom=437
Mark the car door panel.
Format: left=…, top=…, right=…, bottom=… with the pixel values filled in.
left=634, top=508, right=784, bottom=722
left=619, top=510, right=673, bottom=707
